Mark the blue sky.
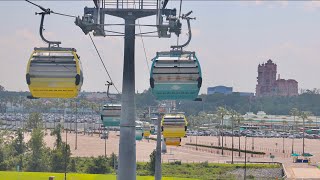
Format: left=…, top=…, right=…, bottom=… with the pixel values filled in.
left=1, top=1, right=320, bottom=94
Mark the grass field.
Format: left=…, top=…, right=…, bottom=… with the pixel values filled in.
left=0, top=171, right=198, bottom=180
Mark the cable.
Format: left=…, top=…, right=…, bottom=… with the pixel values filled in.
left=134, top=2, right=150, bottom=72
left=88, top=33, right=120, bottom=94
left=25, top=0, right=77, bottom=18
left=138, top=19, right=150, bottom=72
left=51, top=11, right=77, bottom=18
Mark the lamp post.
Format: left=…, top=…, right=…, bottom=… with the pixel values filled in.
left=64, top=100, right=67, bottom=180
left=244, top=136, right=247, bottom=180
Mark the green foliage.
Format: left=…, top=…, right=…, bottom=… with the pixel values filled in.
left=170, top=161, right=182, bottom=165
left=109, top=152, right=117, bottom=169
left=0, top=148, right=6, bottom=170
left=11, top=129, right=26, bottom=156
left=26, top=128, right=50, bottom=172
left=135, top=88, right=157, bottom=109
left=175, top=93, right=320, bottom=116
left=0, top=171, right=198, bottom=180
left=0, top=85, right=4, bottom=92
left=69, top=159, right=76, bottom=172
left=50, top=143, right=70, bottom=172
left=86, top=156, right=111, bottom=174
left=26, top=112, right=43, bottom=130
left=148, top=149, right=156, bottom=175
left=50, top=124, right=62, bottom=148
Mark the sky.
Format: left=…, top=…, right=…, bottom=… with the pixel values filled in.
left=1, top=1, right=320, bottom=94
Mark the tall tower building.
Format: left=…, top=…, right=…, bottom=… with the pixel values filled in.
left=256, top=59, right=277, bottom=96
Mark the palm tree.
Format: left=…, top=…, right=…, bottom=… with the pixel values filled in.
left=216, top=106, right=228, bottom=155
left=236, top=114, right=244, bottom=157
left=228, top=109, right=238, bottom=164
left=299, top=111, right=313, bottom=155
left=290, top=108, right=299, bottom=131
left=259, top=119, right=266, bottom=127
left=282, top=120, right=288, bottom=153
left=307, top=119, right=313, bottom=128
left=290, top=108, right=300, bottom=154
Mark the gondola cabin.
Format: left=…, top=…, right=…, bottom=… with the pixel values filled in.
left=26, top=47, right=83, bottom=98
left=135, top=125, right=144, bottom=141
left=150, top=124, right=156, bottom=135
left=143, top=122, right=151, bottom=138
left=161, top=113, right=188, bottom=138
left=150, top=51, right=202, bottom=100
left=164, top=137, right=181, bottom=146
left=101, top=104, right=121, bottom=127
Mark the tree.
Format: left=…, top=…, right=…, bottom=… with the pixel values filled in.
left=307, top=119, right=313, bottom=127
left=50, top=124, right=62, bottom=148
left=0, top=85, right=4, bottom=92
left=290, top=108, right=300, bottom=154
left=234, top=113, right=244, bottom=157
left=26, top=112, right=43, bottom=130
left=228, top=109, right=238, bottom=164
left=50, top=124, right=71, bottom=172
left=109, top=152, right=118, bottom=170
left=216, top=107, right=228, bottom=155
left=11, top=129, right=26, bottom=169
left=69, top=159, right=76, bottom=172
left=299, top=111, right=313, bottom=155
left=0, top=148, right=6, bottom=170
left=26, top=128, right=49, bottom=172
left=50, top=143, right=70, bottom=172
left=148, top=149, right=156, bottom=175
left=86, top=156, right=110, bottom=174
left=290, top=108, right=299, bottom=131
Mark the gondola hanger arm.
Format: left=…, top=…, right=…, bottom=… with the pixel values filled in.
left=170, top=11, right=195, bottom=51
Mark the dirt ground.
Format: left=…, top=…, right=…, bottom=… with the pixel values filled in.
left=24, top=131, right=320, bottom=178
left=24, top=131, right=320, bottom=165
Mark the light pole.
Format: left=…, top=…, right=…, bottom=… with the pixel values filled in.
left=155, top=113, right=162, bottom=180
left=75, top=102, right=78, bottom=150
left=105, top=127, right=107, bottom=158
left=282, top=136, right=285, bottom=154
left=196, top=134, right=198, bottom=150
left=244, top=136, right=247, bottom=180
left=64, top=100, right=67, bottom=180
left=251, top=137, right=254, bottom=157
left=231, top=116, right=234, bottom=164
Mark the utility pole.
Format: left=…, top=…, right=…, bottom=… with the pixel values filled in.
left=64, top=99, right=67, bottom=180
left=231, top=117, right=234, bottom=164
left=155, top=113, right=162, bottom=180
left=76, top=1, right=181, bottom=179
left=105, top=127, right=107, bottom=158
left=75, top=102, right=78, bottom=150
left=244, top=136, right=247, bottom=180
left=251, top=137, right=254, bottom=157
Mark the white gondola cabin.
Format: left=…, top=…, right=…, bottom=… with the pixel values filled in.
left=101, top=104, right=121, bottom=127
left=150, top=50, right=202, bottom=100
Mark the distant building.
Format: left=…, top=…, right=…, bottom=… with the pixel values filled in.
left=275, top=78, right=298, bottom=96
left=256, top=59, right=298, bottom=97
left=238, top=92, right=254, bottom=97
left=256, top=59, right=277, bottom=96
left=207, top=86, right=233, bottom=95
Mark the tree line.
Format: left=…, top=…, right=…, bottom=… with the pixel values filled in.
left=2, top=87, right=320, bottom=116
left=0, top=112, right=117, bottom=174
